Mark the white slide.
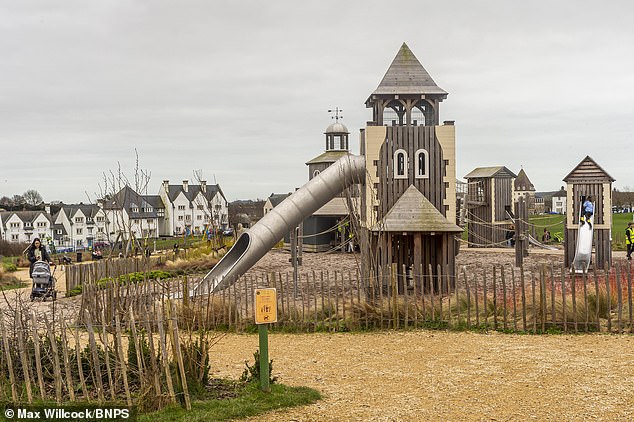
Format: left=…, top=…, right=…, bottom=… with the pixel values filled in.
left=572, top=204, right=594, bottom=273
left=189, top=155, right=366, bottom=297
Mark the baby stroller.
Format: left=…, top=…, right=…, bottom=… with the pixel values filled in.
left=30, top=261, right=57, bottom=302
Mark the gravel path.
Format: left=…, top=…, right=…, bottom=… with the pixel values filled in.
left=211, top=330, right=634, bottom=421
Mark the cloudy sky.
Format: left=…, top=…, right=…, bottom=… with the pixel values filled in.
left=1, top=1, right=633, bottom=203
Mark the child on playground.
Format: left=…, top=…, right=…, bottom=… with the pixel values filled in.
left=580, top=195, right=594, bottom=229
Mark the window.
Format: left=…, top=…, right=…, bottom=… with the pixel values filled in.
left=76, top=228, right=83, bottom=235
left=10, top=222, right=19, bottom=228
left=97, top=228, right=104, bottom=233
left=56, top=229, right=62, bottom=235
left=37, top=222, right=47, bottom=227
left=313, top=170, right=321, bottom=178
left=178, top=205, right=186, bottom=211
left=197, top=205, right=204, bottom=210
left=11, top=234, right=18, bottom=241
left=185, top=215, right=191, bottom=221
left=132, top=207, right=139, bottom=213
left=393, top=149, right=408, bottom=179
left=96, top=216, right=105, bottom=222
left=147, top=219, right=153, bottom=225
left=133, top=219, right=139, bottom=224
left=415, top=149, right=429, bottom=179
left=197, top=215, right=203, bottom=220
left=178, top=215, right=184, bottom=221
left=75, top=217, right=84, bottom=223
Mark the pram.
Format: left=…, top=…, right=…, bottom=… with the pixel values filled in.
left=30, top=261, right=57, bottom=302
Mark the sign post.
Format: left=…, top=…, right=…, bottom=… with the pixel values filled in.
left=255, top=288, right=277, bottom=392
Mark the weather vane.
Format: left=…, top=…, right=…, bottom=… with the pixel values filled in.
left=328, top=107, right=343, bottom=122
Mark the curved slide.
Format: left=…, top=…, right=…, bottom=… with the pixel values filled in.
left=191, top=155, right=366, bottom=296
left=572, top=211, right=594, bottom=273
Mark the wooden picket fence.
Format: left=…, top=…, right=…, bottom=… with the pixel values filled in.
left=65, top=255, right=169, bottom=293
left=3, top=260, right=634, bottom=406
left=80, top=260, right=634, bottom=334
left=0, top=292, right=218, bottom=408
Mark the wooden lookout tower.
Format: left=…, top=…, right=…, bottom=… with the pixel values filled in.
left=563, top=156, right=615, bottom=269
left=360, top=42, right=462, bottom=290
left=464, top=166, right=517, bottom=247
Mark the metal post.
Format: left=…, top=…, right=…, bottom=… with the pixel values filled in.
left=258, top=324, right=270, bottom=392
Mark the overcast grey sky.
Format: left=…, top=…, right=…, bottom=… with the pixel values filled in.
left=1, top=1, right=633, bottom=203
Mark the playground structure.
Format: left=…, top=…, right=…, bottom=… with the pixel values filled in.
left=464, top=166, right=516, bottom=247
left=194, top=43, right=462, bottom=295
left=192, top=46, right=617, bottom=298
left=564, top=156, right=615, bottom=271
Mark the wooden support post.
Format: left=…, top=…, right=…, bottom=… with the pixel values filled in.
left=0, top=313, right=18, bottom=402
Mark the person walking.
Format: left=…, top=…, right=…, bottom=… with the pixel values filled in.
left=580, top=195, right=594, bottom=229
left=26, top=238, right=53, bottom=277
left=626, top=222, right=634, bottom=261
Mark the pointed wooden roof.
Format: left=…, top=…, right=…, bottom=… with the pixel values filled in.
left=464, top=166, right=517, bottom=179
left=514, top=169, right=535, bottom=191
left=374, top=185, right=462, bottom=233
left=563, top=156, right=615, bottom=183
left=371, top=43, right=447, bottom=96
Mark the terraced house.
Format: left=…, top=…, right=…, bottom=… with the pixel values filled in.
left=101, top=186, right=163, bottom=242
left=159, top=180, right=228, bottom=237
left=51, top=203, right=107, bottom=249
left=0, top=210, right=52, bottom=244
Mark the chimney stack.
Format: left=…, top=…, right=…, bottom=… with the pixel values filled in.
left=201, top=180, right=207, bottom=193
left=182, top=180, right=189, bottom=193
left=163, top=180, right=169, bottom=194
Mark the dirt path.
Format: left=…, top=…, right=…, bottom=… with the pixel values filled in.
left=210, top=330, right=634, bottom=421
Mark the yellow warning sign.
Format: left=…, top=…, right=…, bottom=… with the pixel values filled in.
left=255, top=288, right=277, bottom=324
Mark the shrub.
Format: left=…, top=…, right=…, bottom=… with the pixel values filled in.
left=240, top=350, right=277, bottom=385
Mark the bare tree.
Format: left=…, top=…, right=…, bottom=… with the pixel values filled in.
left=22, top=189, right=43, bottom=207
left=97, top=150, right=152, bottom=258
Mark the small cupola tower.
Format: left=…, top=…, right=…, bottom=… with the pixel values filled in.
left=324, top=107, right=349, bottom=151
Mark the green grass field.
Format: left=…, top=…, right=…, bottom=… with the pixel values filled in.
left=463, top=213, right=634, bottom=249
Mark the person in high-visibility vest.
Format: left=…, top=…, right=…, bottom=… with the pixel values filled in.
left=626, top=221, right=634, bottom=261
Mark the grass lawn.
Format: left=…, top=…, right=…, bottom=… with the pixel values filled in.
left=463, top=213, right=634, bottom=249
left=137, top=383, right=321, bottom=422
left=0, top=278, right=28, bottom=291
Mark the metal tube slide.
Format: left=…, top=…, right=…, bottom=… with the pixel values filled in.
left=191, top=154, right=366, bottom=296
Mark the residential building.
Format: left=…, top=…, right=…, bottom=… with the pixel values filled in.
left=102, top=186, right=161, bottom=241
left=51, top=203, right=107, bottom=249
left=159, top=180, right=228, bottom=237
left=552, top=186, right=567, bottom=214
left=263, top=193, right=291, bottom=216
left=0, top=211, right=52, bottom=244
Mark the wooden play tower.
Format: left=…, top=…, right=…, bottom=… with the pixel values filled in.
left=359, top=43, right=462, bottom=291
left=563, top=156, right=614, bottom=270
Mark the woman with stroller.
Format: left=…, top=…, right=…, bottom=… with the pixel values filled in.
left=26, top=238, right=53, bottom=277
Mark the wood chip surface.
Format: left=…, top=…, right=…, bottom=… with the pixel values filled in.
left=211, top=330, right=634, bottom=421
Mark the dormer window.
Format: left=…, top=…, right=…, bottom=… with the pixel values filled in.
left=394, top=149, right=408, bottom=179
left=313, top=170, right=321, bottom=178
left=415, top=149, right=429, bottom=179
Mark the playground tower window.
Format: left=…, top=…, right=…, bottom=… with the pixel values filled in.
left=394, top=149, right=408, bottom=179
left=415, top=149, right=429, bottom=179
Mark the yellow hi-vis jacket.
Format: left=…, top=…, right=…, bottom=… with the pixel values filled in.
left=626, top=227, right=634, bottom=245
